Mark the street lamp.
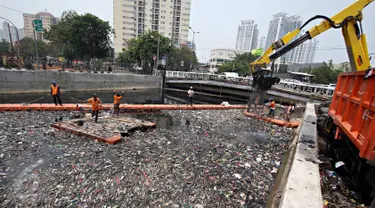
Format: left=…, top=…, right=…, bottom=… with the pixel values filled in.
left=150, top=35, right=160, bottom=75
left=189, top=26, right=199, bottom=50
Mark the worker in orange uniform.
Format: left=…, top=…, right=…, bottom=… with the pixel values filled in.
left=51, top=81, right=63, bottom=106
left=113, top=90, right=124, bottom=116
left=268, top=98, right=276, bottom=117
left=86, top=94, right=102, bottom=122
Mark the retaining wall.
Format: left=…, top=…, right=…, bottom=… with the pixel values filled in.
left=0, top=69, right=161, bottom=94
left=279, top=103, right=322, bottom=207
left=268, top=102, right=322, bottom=207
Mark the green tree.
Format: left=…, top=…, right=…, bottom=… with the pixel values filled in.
left=218, top=52, right=259, bottom=76
left=167, top=46, right=198, bottom=71
left=310, top=60, right=342, bottom=84
left=44, top=10, right=112, bottom=61
left=0, top=39, right=10, bottom=55
left=118, top=32, right=174, bottom=73
left=19, top=37, right=55, bottom=57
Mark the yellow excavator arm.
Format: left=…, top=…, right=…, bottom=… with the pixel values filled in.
left=250, top=0, right=373, bottom=75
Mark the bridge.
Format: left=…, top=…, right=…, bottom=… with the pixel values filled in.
left=161, top=70, right=334, bottom=104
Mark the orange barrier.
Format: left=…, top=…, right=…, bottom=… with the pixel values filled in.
left=0, top=103, right=246, bottom=112
left=243, top=111, right=300, bottom=128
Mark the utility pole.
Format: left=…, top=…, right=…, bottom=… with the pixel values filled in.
left=151, top=35, right=160, bottom=75
left=7, top=23, right=14, bottom=52
left=156, top=37, right=160, bottom=75
left=32, top=21, right=39, bottom=69
left=189, top=26, right=199, bottom=51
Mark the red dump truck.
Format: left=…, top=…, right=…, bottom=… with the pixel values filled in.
left=249, top=0, right=375, bottom=204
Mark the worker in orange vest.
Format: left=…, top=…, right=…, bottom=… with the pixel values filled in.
left=86, top=94, right=102, bottom=122
left=268, top=98, right=276, bottom=117
left=51, top=81, right=63, bottom=106
left=113, top=90, right=124, bottom=116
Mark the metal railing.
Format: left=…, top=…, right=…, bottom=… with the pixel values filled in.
left=161, top=70, right=335, bottom=98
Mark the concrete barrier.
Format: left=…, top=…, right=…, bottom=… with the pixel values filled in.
left=268, top=103, right=322, bottom=207
left=0, top=69, right=161, bottom=94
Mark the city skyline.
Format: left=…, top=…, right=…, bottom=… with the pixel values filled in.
left=1, top=21, right=24, bottom=43
left=0, top=0, right=374, bottom=64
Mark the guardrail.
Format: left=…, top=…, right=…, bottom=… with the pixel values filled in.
left=160, top=70, right=335, bottom=98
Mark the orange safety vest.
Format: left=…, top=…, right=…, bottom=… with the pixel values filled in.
left=269, top=101, right=276, bottom=109
left=113, top=95, right=123, bottom=104
left=51, top=85, right=59, bottom=95
left=87, top=97, right=101, bottom=111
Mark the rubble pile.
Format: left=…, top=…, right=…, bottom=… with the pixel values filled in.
left=0, top=110, right=294, bottom=207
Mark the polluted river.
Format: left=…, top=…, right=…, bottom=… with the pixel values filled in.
left=0, top=105, right=295, bottom=207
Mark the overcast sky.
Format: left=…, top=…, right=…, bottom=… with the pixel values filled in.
left=1, top=0, right=374, bottom=63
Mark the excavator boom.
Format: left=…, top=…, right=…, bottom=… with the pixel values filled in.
left=250, top=0, right=374, bottom=91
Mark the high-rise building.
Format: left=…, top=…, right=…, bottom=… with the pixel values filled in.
left=0, top=29, right=3, bottom=41
left=290, top=38, right=318, bottom=63
left=2, top=22, right=18, bottom=43
left=113, top=0, right=192, bottom=54
left=235, top=20, right=258, bottom=51
left=265, top=13, right=317, bottom=63
left=257, top=36, right=266, bottom=49
left=18, top=28, right=25, bottom=40
left=23, top=11, right=59, bottom=41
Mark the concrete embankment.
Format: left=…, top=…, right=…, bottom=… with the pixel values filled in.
left=268, top=103, right=323, bottom=208
left=0, top=69, right=161, bottom=94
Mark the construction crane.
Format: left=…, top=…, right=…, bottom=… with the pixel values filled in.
left=249, top=0, right=375, bottom=205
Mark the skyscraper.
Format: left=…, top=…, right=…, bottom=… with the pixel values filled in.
left=113, top=0, right=192, bottom=54
left=291, top=38, right=318, bottom=63
left=0, top=29, right=3, bottom=41
left=23, top=11, right=59, bottom=41
left=265, top=13, right=318, bottom=63
left=2, top=22, right=18, bottom=43
left=235, top=20, right=258, bottom=51
left=18, top=28, right=25, bottom=40
left=257, top=36, right=266, bottom=49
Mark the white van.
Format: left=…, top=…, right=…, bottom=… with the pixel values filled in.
left=219, top=72, right=239, bottom=78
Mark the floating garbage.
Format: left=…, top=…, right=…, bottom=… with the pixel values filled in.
left=335, top=161, right=345, bottom=169
left=319, top=155, right=366, bottom=207
left=0, top=110, right=294, bottom=207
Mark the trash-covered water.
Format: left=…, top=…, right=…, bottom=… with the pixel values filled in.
left=0, top=110, right=295, bottom=207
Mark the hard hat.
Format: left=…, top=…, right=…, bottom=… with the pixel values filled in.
left=52, top=81, right=56, bottom=84
left=190, top=86, right=193, bottom=89
left=93, top=94, right=97, bottom=97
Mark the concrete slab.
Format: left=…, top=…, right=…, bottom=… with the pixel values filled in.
left=279, top=103, right=323, bottom=208
left=51, top=117, right=156, bottom=144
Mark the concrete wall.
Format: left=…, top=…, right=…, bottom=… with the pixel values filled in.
left=0, top=69, right=161, bottom=94
left=279, top=103, right=323, bottom=208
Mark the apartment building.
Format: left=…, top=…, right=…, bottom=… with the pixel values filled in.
left=113, top=0, right=192, bottom=54
left=23, top=11, right=59, bottom=41
left=235, top=20, right=258, bottom=51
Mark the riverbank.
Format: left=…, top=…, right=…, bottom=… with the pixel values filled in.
left=0, top=110, right=294, bottom=207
